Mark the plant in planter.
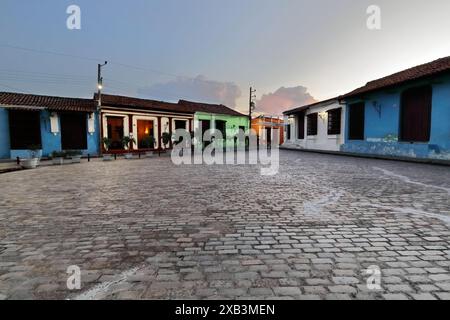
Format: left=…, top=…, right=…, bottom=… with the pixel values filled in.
left=66, top=150, right=83, bottom=163
left=102, top=137, right=113, bottom=161
left=51, top=151, right=66, bottom=165
left=21, top=145, right=41, bottom=169
left=162, top=132, right=171, bottom=149
left=121, top=136, right=136, bottom=159
left=141, top=135, right=156, bottom=157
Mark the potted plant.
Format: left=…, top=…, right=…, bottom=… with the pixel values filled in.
left=142, top=135, right=156, bottom=157
left=102, top=137, right=113, bottom=161
left=122, top=136, right=136, bottom=159
left=162, top=132, right=171, bottom=149
left=66, top=150, right=83, bottom=163
left=51, top=151, right=66, bottom=165
left=21, top=145, right=41, bottom=169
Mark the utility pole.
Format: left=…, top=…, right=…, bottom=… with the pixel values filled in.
left=249, top=87, right=256, bottom=129
left=97, top=61, right=108, bottom=110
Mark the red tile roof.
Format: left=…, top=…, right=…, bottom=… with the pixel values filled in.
left=178, top=100, right=246, bottom=117
left=97, top=93, right=246, bottom=117
left=0, top=92, right=96, bottom=112
left=97, top=93, right=188, bottom=113
left=283, top=98, right=338, bottom=115
left=341, top=56, right=450, bottom=99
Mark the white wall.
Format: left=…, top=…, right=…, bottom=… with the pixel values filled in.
left=283, top=100, right=345, bottom=152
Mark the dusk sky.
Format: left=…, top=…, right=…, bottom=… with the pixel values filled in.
left=1, top=0, right=450, bottom=115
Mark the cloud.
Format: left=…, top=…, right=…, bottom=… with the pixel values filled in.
left=137, top=75, right=242, bottom=108
left=256, top=86, right=316, bottom=116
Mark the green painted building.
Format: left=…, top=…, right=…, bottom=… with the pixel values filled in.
left=177, top=100, right=249, bottom=149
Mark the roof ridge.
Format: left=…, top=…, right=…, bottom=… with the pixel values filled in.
left=0, top=91, right=93, bottom=101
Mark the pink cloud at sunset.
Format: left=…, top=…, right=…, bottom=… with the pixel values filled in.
left=255, top=86, right=316, bottom=116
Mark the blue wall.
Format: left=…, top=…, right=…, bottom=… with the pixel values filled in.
left=0, top=108, right=10, bottom=158
left=1, top=108, right=100, bottom=159
left=41, top=110, right=62, bottom=156
left=342, top=74, right=450, bottom=160
left=86, top=112, right=100, bottom=156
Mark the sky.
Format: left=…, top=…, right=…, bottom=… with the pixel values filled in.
left=1, top=0, right=450, bottom=115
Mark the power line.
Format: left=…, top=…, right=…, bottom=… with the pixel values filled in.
left=0, top=43, right=227, bottom=86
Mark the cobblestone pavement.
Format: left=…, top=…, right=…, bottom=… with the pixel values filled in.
left=0, top=150, right=449, bottom=300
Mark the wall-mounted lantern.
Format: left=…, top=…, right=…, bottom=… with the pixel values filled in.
left=318, top=111, right=328, bottom=121
left=50, top=112, right=59, bottom=135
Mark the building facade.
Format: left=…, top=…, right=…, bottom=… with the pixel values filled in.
left=340, top=57, right=450, bottom=160
left=283, top=99, right=345, bottom=152
left=99, top=94, right=249, bottom=152
left=251, top=116, right=285, bottom=146
left=0, top=92, right=100, bottom=159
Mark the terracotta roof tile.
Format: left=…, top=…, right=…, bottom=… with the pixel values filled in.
left=0, top=92, right=96, bottom=112
left=283, top=98, right=338, bottom=115
left=97, top=93, right=189, bottom=113
left=341, top=56, right=450, bottom=99
left=97, top=94, right=246, bottom=116
left=178, top=100, right=246, bottom=117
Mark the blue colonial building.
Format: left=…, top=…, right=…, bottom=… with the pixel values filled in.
left=340, top=56, right=450, bottom=161
left=0, top=92, right=100, bottom=159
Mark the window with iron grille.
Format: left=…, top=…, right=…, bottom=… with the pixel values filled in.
left=307, top=113, right=318, bottom=136
left=327, top=108, right=342, bottom=135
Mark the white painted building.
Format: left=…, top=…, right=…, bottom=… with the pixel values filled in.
left=282, top=98, right=345, bottom=152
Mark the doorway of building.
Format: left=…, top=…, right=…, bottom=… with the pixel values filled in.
left=107, top=116, right=125, bottom=150
left=137, top=120, right=155, bottom=149
left=61, top=113, right=87, bottom=150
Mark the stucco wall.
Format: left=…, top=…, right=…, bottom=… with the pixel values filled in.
left=342, top=75, right=450, bottom=160
left=283, top=100, right=345, bottom=152
left=194, top=113, right=249, bottom=148
left=3, top=109, right=100, bottom=159
left=87, top=113, right=100, bottom=156
left=0, top=108, right=10, bottom=159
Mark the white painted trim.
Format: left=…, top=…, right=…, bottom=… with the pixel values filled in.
left=171, top=117, right=190, bottom=132
left=132, top=115, right=159, bottom=149
left=102, top=113, right=130, bottom=149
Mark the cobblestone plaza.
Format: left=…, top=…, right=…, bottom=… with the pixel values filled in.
left=0, top=150, right=449, bottom=300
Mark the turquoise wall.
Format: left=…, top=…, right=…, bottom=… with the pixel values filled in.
left=195, top=113, right=249, bottom=148
left=1, top=108, right=100, bottom=159
left=0, top=108, right=10, bottom=158
left=342, top=74, right=450, bottom=160
left=87, top=113, right=100, bottom=156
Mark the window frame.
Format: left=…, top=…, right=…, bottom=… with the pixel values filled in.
left=306, top=113, right=318, bottom=136
left=327, top=108, right=342, bottom=135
